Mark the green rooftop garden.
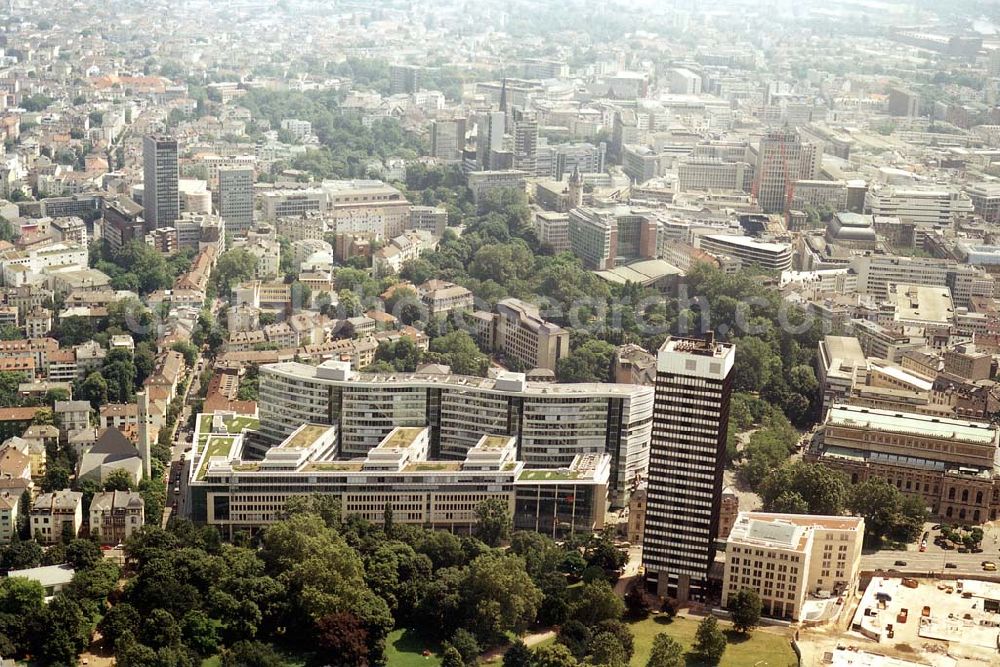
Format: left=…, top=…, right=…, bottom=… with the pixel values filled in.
left=280, top=424, right=329, bottom=449
left=223, top=415, right=259, bottom=434
left=378, top=427, right=424, bottom=449
left=518, top=469, right=581, bottom=481
left=197, top=436, right=235, bottom=480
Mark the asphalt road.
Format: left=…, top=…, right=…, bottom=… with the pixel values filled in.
left=861, top=549, right=999, bottom=576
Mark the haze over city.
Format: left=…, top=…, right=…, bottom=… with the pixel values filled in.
left=0, top=1, right=999, bottom=667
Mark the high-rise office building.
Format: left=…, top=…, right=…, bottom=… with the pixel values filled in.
left=754, top=129, right=819, bottom=214
left=512, top=109, right=539, bottom=175
left=390, top=64, right=422, bottom=95
left=431, top=118, right=467, bottom=162
left=142, top=135, right=179, bottom=229
left=643, top=336, right=734, bottom=601
left=217, top=167, right=254, bottom=238
left=476, top=111, right=506, bottom=170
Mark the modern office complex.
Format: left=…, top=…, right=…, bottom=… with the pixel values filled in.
left=491, top=297, right=570, bottom=371
left=217, top=167, right=254, bottom=238
left=864, top=186, right=974, bottom=228
left=722, top=512, right=865, bottom=620
left=848, top=254, right=993, bottom=306
left=696, top=234, right=793, bottom=270
left=188, top=416, right=610, bottom=537
left=430, top=118, right=467, bottom=162
left=567, top=206, right=658, bottom=271
left=643, top=336, right=735, bottom=601
left=677, top=158, right=752, bottom=193
left=811, top=404, right=1000, bottom=522
left=754, top=129, right=820, bottom=213
left=256, top=360, right=653, bottom=503
left=142, top=135, right=180, bottom=229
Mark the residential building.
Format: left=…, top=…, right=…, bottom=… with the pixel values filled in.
left=142, top=135, right=179, bottom=229
left=30, top=489, right=82, bottom=544
left=390, top=64, right=421, bottom=94
left=0, top=489, right=19, bottom=543
left=54, top=400, right=90, bottom=434
left=89, top=490, right=144, bottom=545
left=722, top=513, right=865, bottom=620
left=256, top=361, right=653, bottom=503
left=643, top=336, right=735, bottom=601
left=888, top=87, right=920, bottom=117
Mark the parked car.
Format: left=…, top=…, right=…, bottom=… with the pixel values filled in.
left=894, top=560, right=908, bottom=566
left=945, top=562, right=958, bottom=569
left=984, top=562, right=997, bottom=572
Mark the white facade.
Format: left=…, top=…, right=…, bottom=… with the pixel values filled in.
left=257, top=361, right=653, bottom=503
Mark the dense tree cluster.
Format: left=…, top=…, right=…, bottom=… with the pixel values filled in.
left=0, top=537, right=118, bottom=665
left=92, top=241, right=196, bottom=297
left=237, top=89, right=426, bottom=180
left=1, top=498, right=630, bottom=667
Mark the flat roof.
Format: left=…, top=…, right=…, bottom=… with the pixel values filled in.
left=378, top=427, right=424, bottom=449
left=263, top=362, right=647, bottom=397
left=827, top=404, right=996, bottom=444
left=280, top=424, right=330, bottom=449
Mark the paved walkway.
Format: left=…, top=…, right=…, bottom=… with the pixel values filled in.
left=479, top=630, right=556, bottom=663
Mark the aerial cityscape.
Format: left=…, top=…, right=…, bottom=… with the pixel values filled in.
left=1, top=0, right=1000, bottom=666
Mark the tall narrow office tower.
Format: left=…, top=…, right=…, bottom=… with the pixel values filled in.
left=754, top=128, right=802, bottom=214
left=512, top=109, right=539, bottom=175
left=142, top=134, right=180, bottom=229
left=476, top=111, right=505, bottom=170
left=217, top=166, right=254, bottom=238
left=642, top=335, right=734, bottom=601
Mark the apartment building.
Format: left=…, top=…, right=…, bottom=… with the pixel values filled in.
left=256, top=361, right=652, bottom=503
left=643, top=336, right=735, bottom=601
left=0, top=489, right=19, bottom=543
left=812, top=404, right=1000, bottom=522
left=722, top=513, right=865, bottom=620
left=189, top=421, right=609, bottom=538
left=88, top=490, right=144, bottom=545
left=30, top=489, right=82, bottom=544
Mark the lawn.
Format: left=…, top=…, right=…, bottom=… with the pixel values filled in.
left=385, top=628, right=441, bottom=666
left=627, top=615, right=798, bottom=667
left=196, top=436, right=235, bottom=479
left=223, top=415, right=259, bottom=434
